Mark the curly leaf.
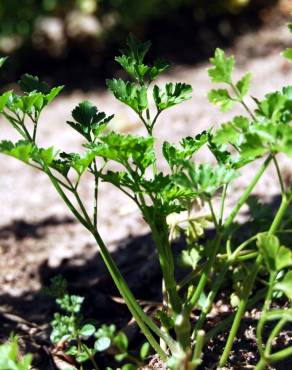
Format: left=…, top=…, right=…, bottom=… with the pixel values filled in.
left=89, top=132, right=155, bottom=173
left=173, top=162, right=238, bottom=196
left=235, top=72, right=252, bottom=98
left=68, top=100, right=113, bottom=139
left=153, top=82, right=192, bottom=110
left=208, top=88, right=234, bottom=112
left=208, top=48, right=234, bottom=84
left=107, top=79, right=148, bottom=113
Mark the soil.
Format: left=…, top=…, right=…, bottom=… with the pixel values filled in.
left=0, top=14, right=292, bottom=370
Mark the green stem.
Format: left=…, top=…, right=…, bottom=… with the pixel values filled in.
left=254, top=358, right=267, bottom=370
left=72, top=188, right=93, bottom=226
left=265, top=318, right=286, bottom=355
left=204, top=287, right=267, bottom=342
left=272, top=155, right=285, bottom=194
left=256, top=271, right=277, bottom=357
left=224, top=155, right=272, bottom=229
left=93, top=159, right=99, bottom=228
left=149, top=219, right=182, bottom=314
left=192, top=330, right=205, bottom=367
left=230, top=83, right=256, bottom=120
left=47, top=168, right=171, bottom=360
left=92, top=230, right=171, bottom=359
left=191, top=262, right=229, bottom=339
left=81, top=343, right=100, bottom=370
left=219, top=195, right=289, bottom=366
left=268, top=346, right=292, bottom=362
left=32, top=119, right=38, bottom=142
left=219, top=183, right=228, bottom=226
left=3, top=112, right=28, bottom=139
left=207, top=198, right=219, bottom=231
left=188, top=155, right=272, bottom=310
left=47, top=169, right=90, bottom=230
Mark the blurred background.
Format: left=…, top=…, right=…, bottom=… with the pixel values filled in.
left=0, top=0, right=291, bottom=90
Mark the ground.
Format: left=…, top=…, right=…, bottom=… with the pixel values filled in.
left=0, top=17, right=291, bottom=369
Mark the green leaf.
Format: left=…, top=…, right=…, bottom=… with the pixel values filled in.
left=149, top=59, right=170, bottom=81
left=257, top=233, right=292, bottom=271
left=275, top=245, right=292, bottom=270
left=208, top=48, right=234, bottom=84
left=45, top=86, right=64, bottom=104
left=114, top=331, right=128, bottom=352
left=208, top=88, right=234, bottom=112
left=0, top=57, right=7, bottom=68
left=239, top=133, right=267, bottom=160
left=115, top=34, right=169, bottom=83
left=179, top=247, right=200, bottom=269
left=36, top=146, right=56, bottom=166
left=107, top=79, right=148, bottom=113
left=0, top=337, right=32, bottom=370
left=122, top=364, right=137, bottom=370
left=207, top=139, right=233, bottom=166
left=59, top=151, right=95, bottom=175
left=255, top=91, right=289, bottom=122
left=257, top=233, right=279, bottom=271
left=173, top=162, right=238, bottom=196
left=153, top=82, right=192, bottom=110
left=163, top=131, right=208, bottom=170
left=283, top=48, right=292, bottom=61
left=95, top=324, right=116, bottom=339
left=94, top=337, right=111, bottom=352
left=80, top=324, right=95, bottom=338
left=140, top=342, right=150, bottom=360
left=115, top=54, right=149, bottom=81
left=0, top=140, right=36, bottom=163
left=236, top=72, right=252, bottom=98
left=18, top=74, right=63, bottom=108
left=56, top=294, right=84, bottom=313
left=275, top=271, right=292, bottom=300
left=89, top=132, right=155, bottom=173
left=123, top=34, right=151, bottom=65
left=0, top=91, right=12, bottom=112
left=68, top=100, right=113, bottom=139
left=65, top=345, right=78, bottom=355
left=76, top=351, right=90, bottom=363
left=19, top=74, right=50, bottom=94
left=115, top=353, right=128, bottom=362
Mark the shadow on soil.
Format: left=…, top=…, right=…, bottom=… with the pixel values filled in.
left=0, top=194, right=291, bottom=368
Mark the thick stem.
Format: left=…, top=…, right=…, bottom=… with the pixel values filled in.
left=192, top=330, right=205, bottom=367
left=150, top=222, right=181, bottom=314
